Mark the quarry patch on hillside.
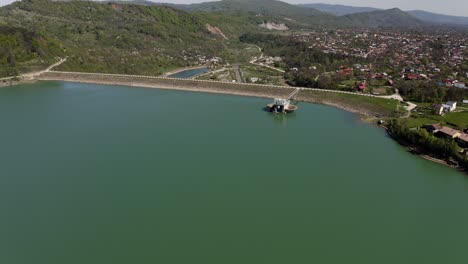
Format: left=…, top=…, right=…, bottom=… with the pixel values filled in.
left=206, top=24, right=228, bottom=40
left=259, top=21, right=289, bottom=31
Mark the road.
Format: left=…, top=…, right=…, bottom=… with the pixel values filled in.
left=378, top=89, right=417, bottom=116
left=232, top=63, right=245, bottom=83
left=23, top=57, right=68, bottom=78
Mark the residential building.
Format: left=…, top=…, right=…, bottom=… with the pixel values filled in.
left=433, top=104, right=444, bottom=116
left=443, top=101, right=457, bottom=112
left=424, top=123, right=442, bottom=133
left=437, top=126, right=462, bottom=139
left=457, top=133, right=468, bottom=148
left=357, top=82, right=366, bottom=91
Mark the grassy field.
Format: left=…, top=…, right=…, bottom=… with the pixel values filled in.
left=298, top=89, right=400, bottom=117
left=405, top=111, right=468, bottom=130
left=223, top=42, right=262, bottom=64
left=242, top=65, right=285, bottom=85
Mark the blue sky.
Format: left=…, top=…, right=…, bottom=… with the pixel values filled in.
left=0, top=0, right=467, bottom=16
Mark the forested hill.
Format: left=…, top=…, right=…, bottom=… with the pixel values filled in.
left=298, top=3, right=379, bottom=16
left=157, top=0, right=425, bottom=28
left=167, top=0, right=347, bottom=28
left=0, top=0, right=255, bottom=77
left=181, top=0, right=325, bottom=16
left=0, top=26, right=63, bottom=77
left=343, top=8, right=424, bottom=28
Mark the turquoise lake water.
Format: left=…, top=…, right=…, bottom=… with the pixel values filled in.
left=0, top=81, right=467, bottom=264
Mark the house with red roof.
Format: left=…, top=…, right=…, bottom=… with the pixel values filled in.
left=338, top=68, right=353, bottom=76
left=442, top=79, right=456, bottom=86
left=357, top=82, right=366, bottom=91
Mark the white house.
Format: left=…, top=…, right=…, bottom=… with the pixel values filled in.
left=443, top=101, right=457, bottom=112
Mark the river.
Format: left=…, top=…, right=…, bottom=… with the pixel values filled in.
left=0, top=81, right=467, bottom=264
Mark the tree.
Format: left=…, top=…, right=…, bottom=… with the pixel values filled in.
left=6, top=51, right=15, bottom=66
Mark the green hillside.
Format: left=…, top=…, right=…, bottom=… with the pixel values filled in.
left=0, top=25, right=63, bottom=77
left=184, top=0, right=324, bottom=16
left=177, top=0, right=344, bottom=28
left=0, top=0, right=255, bottom=76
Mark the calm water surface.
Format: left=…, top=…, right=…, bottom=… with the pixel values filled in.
left=0, top=82, right=467, bottom=264
left=168, top=67, right=209, bottom=78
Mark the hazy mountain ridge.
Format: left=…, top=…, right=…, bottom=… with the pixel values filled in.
left=406, top=10, right=468, bottom=26
left=298, top=3, right=379, bottom=16
left=343, top=8, right=424, bottom=28
left=301, top=3, right=468, bottom=26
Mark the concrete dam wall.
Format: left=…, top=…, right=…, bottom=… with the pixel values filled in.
left=38, top=71, right=294, bottom=99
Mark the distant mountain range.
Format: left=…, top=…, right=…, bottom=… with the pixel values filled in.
left=301, top=3, right=468, bottom=26
left=342, top=8, right=424, bottom=28
left=298, top=3, right=379, bottom=16
left=406, top=10, right=468, bottom=26
left=150, top=0, right=424, bottom=28
left=43, top=0, right=468, bottom=27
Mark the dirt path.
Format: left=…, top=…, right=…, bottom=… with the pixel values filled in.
left=1, top=57, right=67, bottom=86
left=249, top=45, right=285, bottom=73
left=377, top=89, right=417, bottom=118
left=22, top=57, right=67, bottom=79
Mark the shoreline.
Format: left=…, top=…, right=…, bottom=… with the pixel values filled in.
left=384, top=127, right=467, bottom=175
